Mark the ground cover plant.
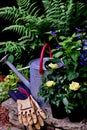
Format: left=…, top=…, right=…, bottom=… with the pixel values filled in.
left=0, top=64, right=29, bottom=102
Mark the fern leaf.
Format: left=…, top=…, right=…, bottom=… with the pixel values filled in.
left=0, top=6, right=17, bottom=23
left=16, top=0, right=31, bottom=10
left=16, top=0, right=39, bottom=16
left=3, top=25, right=26, bottom=36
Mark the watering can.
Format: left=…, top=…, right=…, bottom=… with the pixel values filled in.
left=0, top=43, right=52, bottom=106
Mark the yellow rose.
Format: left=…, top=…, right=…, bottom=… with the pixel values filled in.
left=44, top=80, right=56, bottom=87
left=48, top=63, right=59, bottom=69
left=69, top=81, right=81, bottom=91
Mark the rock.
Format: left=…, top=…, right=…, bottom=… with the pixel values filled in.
left=1, top=98, right=87, bottom=130
left=1, top=98, right=25, bottom=130
left=44, top=107, right=87, bottom=130
left=2, top=98, right=17, bottom=113
left=9, top=127, right=25, bottom=130
left=9, top=111, right=25, bottom=129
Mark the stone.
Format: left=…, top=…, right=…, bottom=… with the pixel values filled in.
left=1, top=98, right=87, bottom=130
left=2, top=98, right=25, bottom=130
left=44, top=107, right=87, bottom=130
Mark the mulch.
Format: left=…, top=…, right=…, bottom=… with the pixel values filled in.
left=0, top=104, right=11, bottom=127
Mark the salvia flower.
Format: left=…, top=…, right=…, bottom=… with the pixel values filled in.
left=80, top=39, right=87, bottom=66
left=50, top=31, right=57, bottom=36
left=56, top=45, right=61, bottom=49
left=75, top=27, right=81, bottom=32
left=75, top=27, right=82, bottom=39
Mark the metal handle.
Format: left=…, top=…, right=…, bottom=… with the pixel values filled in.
left=39, top=43, right=52, bottom=74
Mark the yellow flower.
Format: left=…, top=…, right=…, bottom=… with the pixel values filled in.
left=48, top=63, right=59, bottom=69
left=44, top=80, right=56, bottom=87
left=69, top=81, right=81, bottom=91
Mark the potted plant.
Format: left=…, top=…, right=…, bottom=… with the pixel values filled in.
left=38, top=32, right=87, bottom=122
left=38, top=58, right=68, bottom=119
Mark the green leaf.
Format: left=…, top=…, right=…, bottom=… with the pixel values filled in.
left=67, top=71, right=79, bottom=81
left=49, top=36, right=53, bottom=41
left=8, top=55, right=14, bottom=63
left=63, top=97, right=68, bottom=106
left=54, top=52, right=63, bottom=58
left=59, top=36, right=66, bottom=40
left=70, top=52, right=79, bottom=61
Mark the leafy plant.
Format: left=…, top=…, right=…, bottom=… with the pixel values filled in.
left=43, top=0, right=87, bottom=35
left=0, top=64, right=29, bottom=102
left=0, top=0, right=51, bottom=65
left=0, top=0, right=87, bottom=66
left=38, top=32, right=87, bottom=115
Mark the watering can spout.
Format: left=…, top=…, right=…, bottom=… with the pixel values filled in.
left=0, top=54, right=30, bottom=89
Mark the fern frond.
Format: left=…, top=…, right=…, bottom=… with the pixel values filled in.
left=0, top=6, right=18, bottom=23
left=0, top=6, right=28, bottom=24
left=44, top=0, right=66, bottom=31
left=16, top=0, right=39, bottom=16
left=17, top=0, right=31, bottom=10
left=18, top=32, right=35, bottom=42
left=75, top=2, right=87, bottom=23
left=3, top=24, right=36, bottom=42
left=16, top=15, right=38, bottom=26
left=3, top=25, right=26, bottom=36
left=42, top=0, right=51, bottom=11
left=42, top=0, right=87, bottom=35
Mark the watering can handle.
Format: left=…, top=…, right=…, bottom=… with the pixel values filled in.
left=39, top=43, right=53, bottom=75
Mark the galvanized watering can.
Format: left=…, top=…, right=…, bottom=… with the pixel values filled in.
left=0, top=43, right=52, bottom=106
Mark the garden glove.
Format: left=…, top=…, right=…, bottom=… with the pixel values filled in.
left=17, top=95, right=47, bottom=130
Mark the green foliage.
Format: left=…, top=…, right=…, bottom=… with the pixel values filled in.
left=0, top=41, right=25, bottom=61
left=53, top=33, right=82, bottom=81
left=38, top=32, right=87, bottom=114
left=0, top=64, right=29, bottom=102
left=0, top=0, right=50, bottom=64
left=43, top=0, right=87, bottom=35
left=0, top=0, right=87, bottom=65
left=0, top=71, right=18, bottom=102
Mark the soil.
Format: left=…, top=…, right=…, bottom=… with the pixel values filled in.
left=0, top=75, right=11, bottom=129
left=0, top=104, right=11, bottom=130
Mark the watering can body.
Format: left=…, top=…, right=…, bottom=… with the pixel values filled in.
left=29, top=57, right=49, bottom=106
left=29, top=43, right=52, bottom=106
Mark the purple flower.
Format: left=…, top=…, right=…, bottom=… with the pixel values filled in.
left=75, top=27, right=81, bottom=32
left=50, top=31, right=57, bottom=36
left=75, top=28, right=82, bottom=39
left=77, top=33, right=81, bottom=39
left=56, top=45, right=61, bottom=49
left=58, top=61, right=64, bottom=68
left=80, top=52, right=87, bottom=66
